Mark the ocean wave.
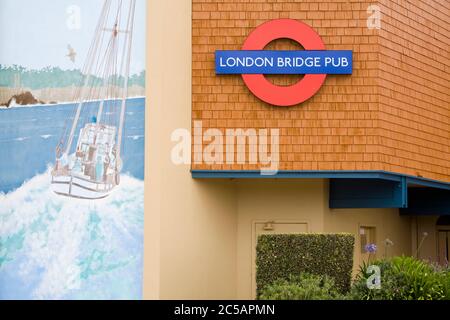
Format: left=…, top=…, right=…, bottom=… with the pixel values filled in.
left=14, top=137, right=29, bottom=142
left=127, top=135, right=144, bottom=141
left=40, top=135, right=52, bottom=139
left=0, top=169, right=144, bottom=300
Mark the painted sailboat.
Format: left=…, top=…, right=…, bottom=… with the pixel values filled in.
left=51, top=0, right=137, bottom=200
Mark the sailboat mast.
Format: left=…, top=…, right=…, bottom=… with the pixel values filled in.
left=64, top=0, right=112, bottom=156
left=116, top=0, right=136, bottom=160
left=96, top=36, right=117, bottom=124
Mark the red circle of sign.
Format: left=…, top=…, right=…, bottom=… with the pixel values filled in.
left=242, top=19, right=327, bottom=107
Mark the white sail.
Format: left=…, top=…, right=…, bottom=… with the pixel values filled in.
left=51, top=0, right=137, bottom=200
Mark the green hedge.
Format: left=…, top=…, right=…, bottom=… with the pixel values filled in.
left=256, top=233, right=355, bottom=297
left=259, top=273, right=346, bottom=300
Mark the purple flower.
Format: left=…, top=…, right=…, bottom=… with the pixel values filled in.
left=365, top=243, right=377, bottom=253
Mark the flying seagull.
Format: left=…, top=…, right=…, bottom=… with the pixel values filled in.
left=66, top=44, right=77, bottom=63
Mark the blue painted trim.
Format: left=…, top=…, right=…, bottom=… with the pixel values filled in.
left=400, top=188, right=450, bottom=216
left=191, top=170, right=450, bottom=190
left=405, top=177, right=450, bottom=190
left=329, top=178, right=407, bottom=209
left=401, top=177, right=408, bottom=206
left=192, top=170, right=400, bottom=181
left=192, top=170, right=449, bottom=212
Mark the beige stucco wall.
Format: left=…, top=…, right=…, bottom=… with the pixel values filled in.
left=235, top=180, right=414, bottom=298
left=324, top=209, right=412, bottom=273
left=144, top=0, right=427, bottom=300
left=414, top=216, right=439, bottom=262
left=235, top=179, right=327, bottom=299
left=145, top=0, right=238, bottom=299
left=323, top=182, right=413, bottom=271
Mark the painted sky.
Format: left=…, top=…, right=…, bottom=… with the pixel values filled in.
left=0, top=0, right=146, bottom=74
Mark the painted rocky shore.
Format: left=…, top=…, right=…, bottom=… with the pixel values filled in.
left=0, top=91, right=49, bottom=108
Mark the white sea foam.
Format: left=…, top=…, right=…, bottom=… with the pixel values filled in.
left=14, top=137, right=29, bottom=142
left=127, top=135, right=143, bottom=141
left=40, top=135, right=52, bottom=139
left=0, top=168, right=144, bottom=300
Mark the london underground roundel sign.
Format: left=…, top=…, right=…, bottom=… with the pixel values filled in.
left=215, top=19, right=353, bottom=107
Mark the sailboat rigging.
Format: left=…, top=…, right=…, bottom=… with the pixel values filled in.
left=51, top=0, right=137, bottom=200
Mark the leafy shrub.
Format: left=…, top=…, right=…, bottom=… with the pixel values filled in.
left=256, top=234, right=355, bottom=297
left=431, top=264, right=450, bottom=300
left=351, top=256, right=448, bottom=300
left=350, top=259, right=395, bottom=300
left=441, top=271, right=450, bottom=300
left=259, top=273, right=345, bottom=300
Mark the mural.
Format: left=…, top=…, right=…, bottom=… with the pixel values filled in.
left=0, top=0, right=146, bottom=299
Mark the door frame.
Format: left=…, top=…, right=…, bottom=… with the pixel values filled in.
left=436, top=226, right=450, bottom=265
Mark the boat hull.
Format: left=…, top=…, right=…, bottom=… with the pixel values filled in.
left=51, top=174, right=115, bottom=200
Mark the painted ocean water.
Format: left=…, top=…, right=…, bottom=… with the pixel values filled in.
left=0, top=97, right=145, bottom=299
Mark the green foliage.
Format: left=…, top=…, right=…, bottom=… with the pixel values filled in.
left=439, top=270, right=450, bottom=300
left=129, top=70, right=145, bottom=87
left=259, top=273, right=345, bottom=300
left=350, top=259, right=400, bottom=300
left=256, top=234, right=355, bottom=297
left=351, top=256, right=449, bottom=300
left=0, top=64, right=145, bottom=89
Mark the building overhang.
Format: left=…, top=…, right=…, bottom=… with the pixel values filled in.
left=191, top=170, right=450, bottom=215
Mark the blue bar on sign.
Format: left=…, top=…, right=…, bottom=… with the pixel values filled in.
left=215, top=50, right=353, bottom=74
